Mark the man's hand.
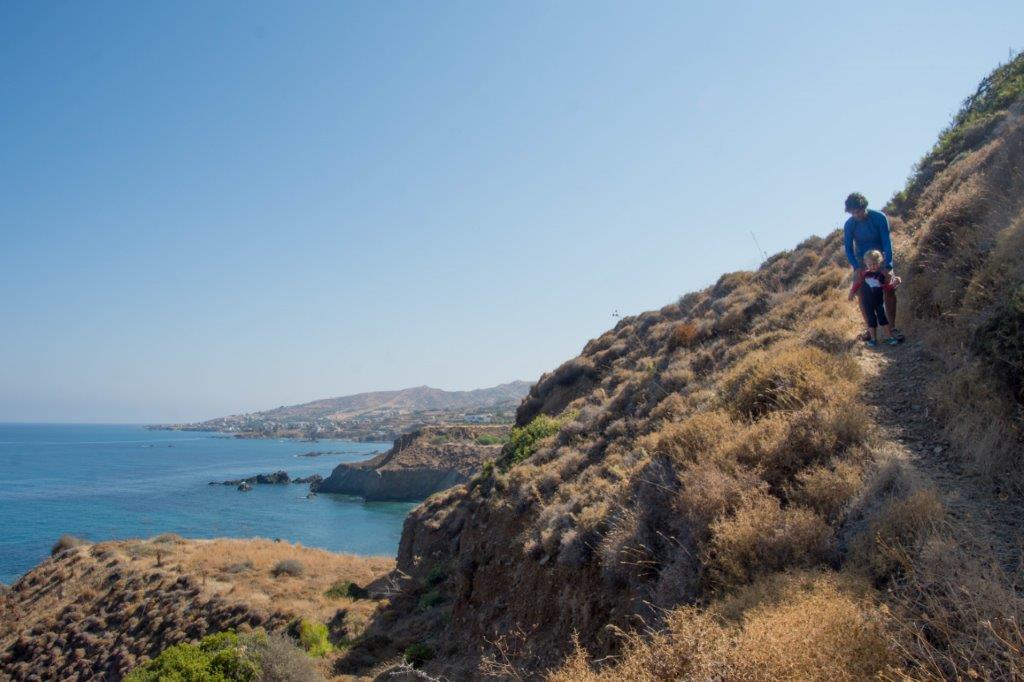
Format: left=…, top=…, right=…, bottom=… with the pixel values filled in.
left=848, top=291, right=856, bottom=302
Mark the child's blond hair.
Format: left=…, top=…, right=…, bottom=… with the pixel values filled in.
left=863, top=249, right=884, bottom=268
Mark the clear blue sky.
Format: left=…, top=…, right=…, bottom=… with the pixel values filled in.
left=2, top=2, right=1021, bottom=422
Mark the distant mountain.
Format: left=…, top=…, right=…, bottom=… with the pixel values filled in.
left=240, top=381, right=533, bottom=422
left=151, top=381, right=534, bottom=441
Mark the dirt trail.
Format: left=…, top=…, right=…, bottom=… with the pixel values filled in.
left=857, top=339, right=1024, bottom=581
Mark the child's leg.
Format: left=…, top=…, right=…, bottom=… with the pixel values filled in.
left=868, top=326, right=878, bottom=341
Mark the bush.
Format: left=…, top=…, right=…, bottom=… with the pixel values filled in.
left=271, top=559, right=305, bottom=578
left=297, top=620, right=333, bottom=657
left=425, top=563, right=448, bottom=587
left=640, top=411, right=734, bottom=464
left=324, top=579, right=368, bottom=600
left=706, top=492, right=832, bottom=588
left=403, top=643, right=434, bottom=668
left=151, top=532, right=184, bottom=544
left=418, top=589, right=444, bottom=611
left=126, top=631, right=259, bottom=682
left=972, top=283, right=1024, bottom=400
left=720, top=345, right=852, bottom=418
left=128, top=630, right=322, bottom=682
left=255, top=633, right=324, bottom=682
left=224, top=560, right=254, bottom=574
left=51, top=534, right=88, bottom=556
left=500, top=414, right=567, bottom=471
left=476, top=433, right=506, bottom=446
left=667, top=321, right=701, bottom=350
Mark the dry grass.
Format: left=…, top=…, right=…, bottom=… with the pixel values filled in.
left=720, top=344, right=856, bottom=418
left=705, top=493, right=832, bottom=589
left=548, top=571, right=894, bottom=682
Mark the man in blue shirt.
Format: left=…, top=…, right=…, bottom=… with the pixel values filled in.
left=844, top=192, right=905, bottom=342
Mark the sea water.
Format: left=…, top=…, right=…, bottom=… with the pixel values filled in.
left=0, top=423, right=413, bottom=584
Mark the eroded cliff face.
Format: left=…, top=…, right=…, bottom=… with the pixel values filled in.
left=317, top=425, right=508, bottom=501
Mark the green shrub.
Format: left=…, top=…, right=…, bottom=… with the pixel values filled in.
left=418, top=589, right=444, bottom=611
left=126, top=631, right=259, bottom=682
left=425, top=562, right=448, bottom=587
left=298, top=620, right=333, bottom=657
left=325, top=579, right=368, bottom=600
left=972, top=283, right=1024, bottom=399
left=500, top=413, right=570, bottom=471
left=403, top=643, right=434, bottom=668
left=476, top=433, right=506, bottom=445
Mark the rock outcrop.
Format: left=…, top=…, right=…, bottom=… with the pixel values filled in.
left=316, top=426, right=507, bottom=501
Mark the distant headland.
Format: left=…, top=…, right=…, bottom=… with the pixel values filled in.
left=147, top=381, right=531, bottom=442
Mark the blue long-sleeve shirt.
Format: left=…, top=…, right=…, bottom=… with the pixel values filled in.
left=844, top=209, right=893, bottom=269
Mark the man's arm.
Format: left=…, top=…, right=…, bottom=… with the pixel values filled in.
left=877, top=212, right=894, bottom=270
left=843, top=221, right=858, bottom=269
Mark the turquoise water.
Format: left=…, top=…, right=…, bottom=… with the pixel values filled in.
left=0, top=423, right=414, bottom=584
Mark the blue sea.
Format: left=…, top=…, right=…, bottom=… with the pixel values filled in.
left=0, top=423, right=414, bottom=584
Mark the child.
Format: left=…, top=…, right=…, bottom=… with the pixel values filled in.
left=849, top=249, right=898, bottom=347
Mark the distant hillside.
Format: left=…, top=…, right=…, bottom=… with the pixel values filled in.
left=153, top=381, right=533, bottom=441
left=251, top=381, right=533, bottom=422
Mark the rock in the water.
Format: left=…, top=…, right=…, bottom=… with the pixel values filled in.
left=212, top=470, right=291, bottom=486
left=237, top=482, right=252, bottom=492
left=292, top=474, right=323, bottom=485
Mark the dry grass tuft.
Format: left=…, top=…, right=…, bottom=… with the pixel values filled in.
left=667, top=322, right=701, bottom=350
left=720, top=344, right=855, bottom=418
left=50, top=534, right=89, bottom=556
left=705, top=493, right=832, bottom=589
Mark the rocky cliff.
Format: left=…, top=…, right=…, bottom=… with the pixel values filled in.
left=316, top=425, right=507, bottom=501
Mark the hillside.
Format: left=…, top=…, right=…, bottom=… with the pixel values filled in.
left=155, top=382, right=531, bottom=441
left=0, top=537, right=393, bottom=681
left=316, top=425, right=508, bottom=501
left=337, top=55, right=1024, bottom=679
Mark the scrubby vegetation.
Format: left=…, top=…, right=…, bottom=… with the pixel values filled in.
left=125, top=630, right=323, bottom=682
left=271, top=559, right=305, bottom=578
left=296, top=620, right=332, bottom=657
left=50, top=534, right=88, bottom=555
left=325, top=579, right=368, bottom=600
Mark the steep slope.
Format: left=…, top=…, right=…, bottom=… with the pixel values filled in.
left=316, top=425, right=508, bottom=501
left=342, top=55, right=1024, bottom=680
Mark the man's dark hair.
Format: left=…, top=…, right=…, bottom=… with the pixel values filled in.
left=845, top=192, right=869, bottom=211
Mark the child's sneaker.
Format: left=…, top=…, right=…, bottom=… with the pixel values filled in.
left=886, top=337, right=900, bottom=346
left=866, top=338, right=878, bottom=347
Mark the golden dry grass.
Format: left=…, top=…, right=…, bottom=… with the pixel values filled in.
left=548, top=571, right=894, bottom=682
